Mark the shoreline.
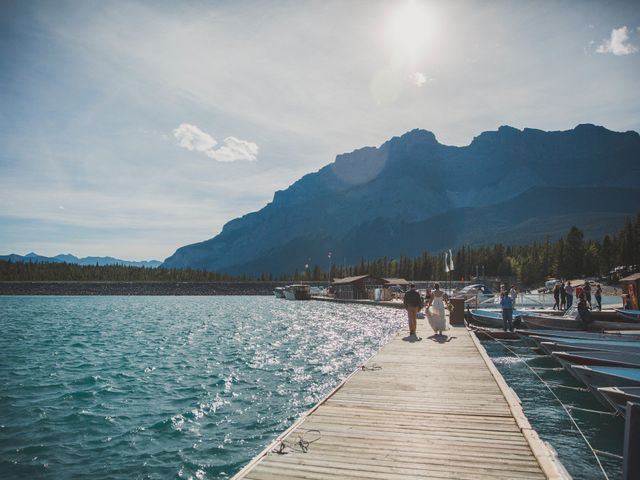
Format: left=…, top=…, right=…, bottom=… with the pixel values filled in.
left=0, top=281, right=291, bottom=296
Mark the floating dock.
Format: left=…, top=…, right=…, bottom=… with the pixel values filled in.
left=232, top=320, right=568, bottom=479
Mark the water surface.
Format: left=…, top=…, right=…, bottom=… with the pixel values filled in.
left=0, top=296, right=406, bottom=479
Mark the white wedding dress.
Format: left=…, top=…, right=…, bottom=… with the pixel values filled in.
left=426, top=291, right=449, bottom=333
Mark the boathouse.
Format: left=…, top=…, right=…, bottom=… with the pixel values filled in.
left=331, top=275, right=409, bottom=300
left=331, top=275, right=384, bottom=300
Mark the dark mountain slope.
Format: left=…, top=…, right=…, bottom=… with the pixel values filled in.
left=163, top=125, right=640, bottom=275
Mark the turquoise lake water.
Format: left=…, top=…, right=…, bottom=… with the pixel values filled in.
left=0, top=296, right=626, bottom=479
left=0, top=296, right=406, bottom=479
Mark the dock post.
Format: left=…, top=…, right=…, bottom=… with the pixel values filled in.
left=624, top=401, right=640, bottom=480
left=449, top=297, right=465, bottom=325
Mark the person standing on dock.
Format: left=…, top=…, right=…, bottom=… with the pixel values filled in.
left=594, top=284, right=602, bottom=311
left=403, top=283, right=423, bottom=337
left=552, top=283, right=560, bottom=310
left=560, top=281, right=567, bottom=310
left=509, top=285, right=518, bottom=307
left=500, top=290, right=514, bottom=332
left=583, top=281, right=592, bottom=307
left=565, top=281, right=574, bottom=309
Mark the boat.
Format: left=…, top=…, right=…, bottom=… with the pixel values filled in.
left=519, top=329, right=640, bottom=342
left=468, top=309, right=526, bottom=329
left=273, top=287, right=286, bottom=298
left=283, top=284, right=311, bottom=300
left=570, top=365, right=640, bottom=408
left=597, top=386, right=640, bottom=416
left=616, top=309, right=640, bottom=322
left=552, top=351, right=640, bottom=382
left=534, top=337, right=640, bottom=355
left=521, top=311, right=640, bottom=331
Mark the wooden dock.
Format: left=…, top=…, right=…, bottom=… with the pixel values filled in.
left=232, top=320, right=569, bottom=479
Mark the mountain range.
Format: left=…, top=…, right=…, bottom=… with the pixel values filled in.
left=163, top=124, right=640, bottom=276
left=0, top=253, right=162, bottom=268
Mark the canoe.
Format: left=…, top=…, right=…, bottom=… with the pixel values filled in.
left=597, top=386, right=640, bottom=416
left=552, top=350, right=640, bottom=382
left=571, top=365, right=640, bottom=408
left=616, top=309, right=640, bottom=322
left=468, top=309, right=525, bottom=329
left=533, top=337, right=640, bottom=355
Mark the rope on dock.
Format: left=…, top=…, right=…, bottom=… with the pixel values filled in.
left=479, top=330, right=613, bottom=480
left=544, top=382, right=590, bottom=392
left=567, top=405, right=619, bottom=416
left=593, top=449, right=624, bottom=460
left=272, top=429, right=322, bottom=455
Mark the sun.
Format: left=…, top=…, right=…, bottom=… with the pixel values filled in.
left=388, top=0, right=435, bottom=63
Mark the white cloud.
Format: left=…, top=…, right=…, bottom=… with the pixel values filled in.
left=596, top=26, right=638, bottom=55
left=173, top=123, right=218, bottom=155
left=173, top=123, right=258, bottom=162
left=210, top=136, right=259, bottom=162
left=409, top=72, right=427, bottom=87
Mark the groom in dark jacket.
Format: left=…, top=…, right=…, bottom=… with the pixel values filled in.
left=403, top=284, right=423, bottom=337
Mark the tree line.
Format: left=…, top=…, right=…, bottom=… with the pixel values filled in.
left=1, top=213, right=638, bottom=286
left=299, top=212, right=640, bottom=286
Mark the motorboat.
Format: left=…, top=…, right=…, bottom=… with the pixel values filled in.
left=519, top=329, right=640, bottom=342
left=571, top=365, right=640, bottom=409
left=520, top=308, right=638, bottom=331
left=597, top=386, right=640, bottom=416
left=534, top=337, right=640, bottom=355
left=616, top=309, right=640, bottom=322
left=273, top=287, right=285, bottom=298
left=283, top=284, right=311, bottom=300
left=468, top=309, right=526, bottom=329
left=552, top=351, right=640, bottom=382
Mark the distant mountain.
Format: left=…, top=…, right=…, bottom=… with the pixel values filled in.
left=163, top=124, right=640, bottom=275
left=0, top=253, right=162, bottom=268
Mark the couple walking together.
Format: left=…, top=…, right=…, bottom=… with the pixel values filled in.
left=403, top=283, right=449, bottom=338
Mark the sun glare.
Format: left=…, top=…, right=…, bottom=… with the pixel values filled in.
left=388, top=1, right=435, bottom=63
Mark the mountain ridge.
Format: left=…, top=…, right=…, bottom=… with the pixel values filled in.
left=163, top=124, right=640, bottom=275
left=0, top=253, right=162, bottom=268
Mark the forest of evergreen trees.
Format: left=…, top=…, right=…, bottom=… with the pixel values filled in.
left=1, top=213, right=638, bottom=286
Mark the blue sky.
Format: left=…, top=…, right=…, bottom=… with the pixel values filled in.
left=1, top=0, right=639, bottom=261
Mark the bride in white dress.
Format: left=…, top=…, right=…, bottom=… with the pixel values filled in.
left=426, top=283, right=449, bottom=335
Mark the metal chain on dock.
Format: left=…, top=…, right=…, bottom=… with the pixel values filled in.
left=361, top=363, right=382, bottom=371
left=480, top=330, right=612, bottom=480
left=272, top=429, right=322, bottom=455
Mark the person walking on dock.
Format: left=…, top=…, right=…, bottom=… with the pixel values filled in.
left=403, top=283, right=423, bottom=337
left=560, top=282, right=567, bottom=310
left=426, top=283, right=448, bottom=335
left=500, top=290, right=514, bottom=332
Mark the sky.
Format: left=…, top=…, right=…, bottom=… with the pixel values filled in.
left=1, top=0, right=639, bottom=261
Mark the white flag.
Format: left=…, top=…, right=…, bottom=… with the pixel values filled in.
left=448, top=249, right=455, bottom=272
left=444, top=252, right=450, bottom=273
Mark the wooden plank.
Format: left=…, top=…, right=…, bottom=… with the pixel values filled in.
left=232, top=318, right=569, bottom=479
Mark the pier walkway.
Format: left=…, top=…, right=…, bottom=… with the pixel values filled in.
left=232, top=320, right=567, bottom=479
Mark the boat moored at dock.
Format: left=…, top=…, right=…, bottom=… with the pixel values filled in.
left=571, top=365, right=640, bottom=409
left=283, top=284, right=311, bottom=300
left=597, top=386, right=640, bottom=416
